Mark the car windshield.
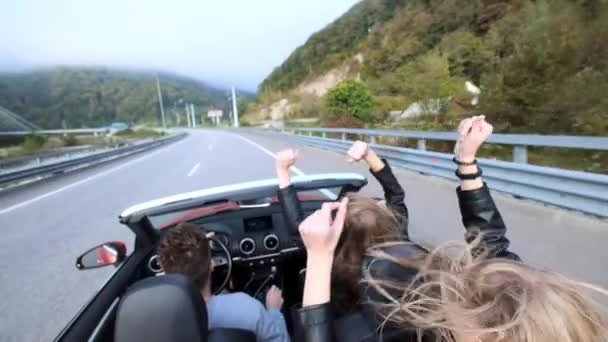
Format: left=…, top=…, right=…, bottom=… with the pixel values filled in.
left=147, top=186, right=342, bottom=229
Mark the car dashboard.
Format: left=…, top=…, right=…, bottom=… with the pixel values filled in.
left=147, top=200, right=320, bottom=276
left=195, top=204, right=307, bottom=265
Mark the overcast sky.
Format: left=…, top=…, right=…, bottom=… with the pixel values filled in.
left=0, top=0, right=359, bottom=91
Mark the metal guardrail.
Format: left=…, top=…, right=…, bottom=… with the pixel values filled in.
left=0, top=146, right=99, bottom=170
left=284, top=127, right=608, bottom=163
left=0, top=133, right=186, bottom=188
left=0, top=128, right=110, bottom=136
left=252, top=129, right=608, bottom=218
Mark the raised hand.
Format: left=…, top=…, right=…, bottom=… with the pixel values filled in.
left=298, top=197, right=349, bottom=257
left=265, top=285, right=284, bottom=310
left=347, top=140, right=385, bottom=172
left=276, top=148, right=299, bottom=172
left=347, top=141, right=369, bottom=163
left=454, top=115, right=493, bottom=162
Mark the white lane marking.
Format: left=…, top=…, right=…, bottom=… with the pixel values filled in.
left=0, top=145, right=174, bottom=215
left=187, top=162, right=201, bottom=177
left=236, top=135, right=335, bottom=199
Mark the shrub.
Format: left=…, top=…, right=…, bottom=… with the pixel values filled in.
left=114, top=128, right=135, bottom=136
left=21, top=133, right=47, bottom=152
left=60, top=134, right=78, bottom=146
left=324, top=80, right=377, bottom=124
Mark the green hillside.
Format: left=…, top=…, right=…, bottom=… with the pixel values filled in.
left=0, top=67, right=229, bottom=128
left=254, top=0, right=608, bottom=135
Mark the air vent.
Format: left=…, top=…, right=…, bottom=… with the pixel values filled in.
left=239, top=238, right=256, bottom=255
left=263, top=234, right=279, bottom=251
left=148, top=255, right=162, bottom=273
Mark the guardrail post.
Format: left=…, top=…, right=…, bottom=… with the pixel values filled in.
left=341, top=133, right=346, bottom=141
left=513, top=145, right=528, bottom=163
left=308, top=132, right=313, bottom=137
left=370, top=136, right=376, bottom=144
left=417, top=139, right=427, bottom=151
left=322, top=132, right=327, bottom=138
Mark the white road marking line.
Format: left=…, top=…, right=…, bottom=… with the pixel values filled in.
left=0, top=145, right=173, bottom=215
left=236, top=135, right=335, bottom=199
left=187, top=162, right=201, bottom=177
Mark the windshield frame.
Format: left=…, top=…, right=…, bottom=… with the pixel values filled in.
left=119, top=173, right=367, bottom=225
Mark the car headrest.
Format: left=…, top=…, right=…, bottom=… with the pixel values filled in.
left=115, top=274, right=208, bottom=342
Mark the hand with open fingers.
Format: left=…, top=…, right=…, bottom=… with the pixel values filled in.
left=265, top=285, right=284, bottom=309
left=454, top=115, right=493, bottom=162
left=276, top=149, right=299, bottom=172
left=298, top=197, right=349, bottom=257
left=347, top=141, right=369, bottom=163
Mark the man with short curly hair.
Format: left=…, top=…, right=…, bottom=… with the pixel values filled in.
left=158, top=222, right=289, bottom=342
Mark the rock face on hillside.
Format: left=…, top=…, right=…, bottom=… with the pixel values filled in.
left=298, top=65, right=350, bottom=97
left=298, top=54, right=364, bottom=97
left=251, top=54, right=365, bottom=123
left=255, top=98, right=294, bottom=122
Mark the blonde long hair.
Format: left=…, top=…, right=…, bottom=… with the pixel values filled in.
left=365, top=240, right=608, bottom=342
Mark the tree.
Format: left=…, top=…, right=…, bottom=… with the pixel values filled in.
left=324, top=80, right=375, bottom=124
left=237, top=97, right=249, bottom=116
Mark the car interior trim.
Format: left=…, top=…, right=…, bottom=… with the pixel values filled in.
left=87, top=296, right=120, bottom=342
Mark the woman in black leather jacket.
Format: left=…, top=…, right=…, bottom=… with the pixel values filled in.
left=276, top=141, right=409, bottom=239
left=295, top=116, right=521, bottom=342
left=276, top=140, right=410, bottom=317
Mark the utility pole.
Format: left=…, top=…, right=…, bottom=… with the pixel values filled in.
left=156, top=74, right=166, bottom=128
left=231, top=86, right=239, bottom=128
left=190, top=103, right=196, bottom=128
left=185, top=103, right=191, bottom=127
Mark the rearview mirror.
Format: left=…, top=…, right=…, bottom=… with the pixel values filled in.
left=76, top=241, right=127, bottom=270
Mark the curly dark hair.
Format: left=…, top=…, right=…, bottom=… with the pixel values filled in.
left=158, top=222, right=211, bottom=289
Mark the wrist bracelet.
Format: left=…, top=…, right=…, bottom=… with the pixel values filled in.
left=455, top=166, right=482, bottom=180
left=453, top=157, right=477, bottom=166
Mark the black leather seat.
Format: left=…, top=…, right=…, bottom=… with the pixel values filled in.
left=333, top=243, right=428, bottom=342
left=115, top=274, right=256, bottom=342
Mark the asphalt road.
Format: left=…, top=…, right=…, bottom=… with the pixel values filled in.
left=1, top=129, right=607, bottom=341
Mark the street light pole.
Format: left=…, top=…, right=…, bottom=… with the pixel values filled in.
left=190, top=103, right=196, bottom=128
left=185, top=103, right=191, bottom=127
left=156, top=74, right=166, bottom=128
left=231, top=86, right=239, bottom=128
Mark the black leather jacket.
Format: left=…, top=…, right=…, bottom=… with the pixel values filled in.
left=293, top=182, right=520, bottom=342
left=278, top=159, right=409, bottom=239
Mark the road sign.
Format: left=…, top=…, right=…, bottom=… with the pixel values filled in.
left=208, top=109, right=223, bottom=118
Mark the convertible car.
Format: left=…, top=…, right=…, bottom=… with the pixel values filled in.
left=57, top=173, right=379, bottom=342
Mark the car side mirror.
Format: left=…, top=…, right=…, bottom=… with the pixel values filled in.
left=76, top=241, right=127, bottom=270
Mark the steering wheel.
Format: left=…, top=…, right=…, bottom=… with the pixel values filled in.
left=209, top=236, right=232, bottom=294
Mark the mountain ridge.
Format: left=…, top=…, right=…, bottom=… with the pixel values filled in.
left=0, top=66, right=233, bottom=129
